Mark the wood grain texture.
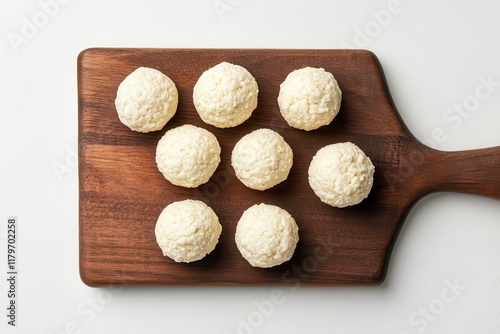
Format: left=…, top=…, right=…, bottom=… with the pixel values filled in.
left=78, top=48, right=500, bottom=287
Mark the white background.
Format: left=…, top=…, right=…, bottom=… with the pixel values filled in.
left=1, top=0, right=500, bottom=333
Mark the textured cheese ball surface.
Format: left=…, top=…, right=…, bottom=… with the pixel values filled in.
left=115, top=67, right=178, bottom=132
left=156, top=124, right=221, bottom=188
left=278, top=67, right=341, bottom=131
left=193, top=62, right=258, bottom=128
left=308, top=142, right=375, bottom=208
left=231, top=128, right=293, bottom=191
left=155, top=200, right=222, bottom=263
left=235, top=204, right=299, bottom=268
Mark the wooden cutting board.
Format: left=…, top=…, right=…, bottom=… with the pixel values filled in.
left=78, top=48, right=500, bottom=286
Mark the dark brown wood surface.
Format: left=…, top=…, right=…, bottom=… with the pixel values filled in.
left=78, top=48, right=500, bottom=287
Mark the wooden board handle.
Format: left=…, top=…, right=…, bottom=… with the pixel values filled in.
left=426, top=146, right=500, bottom=200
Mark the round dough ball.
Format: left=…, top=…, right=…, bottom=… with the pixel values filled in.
left=235, top=203, right=299, bottom=268
left=156, top=124, right=221, bottom=188
left=277, top=67, right=341, bottom=131
left=231, top=128, right=293, bottom=191
left=155, top=199, right=222, bottom=263
left=115, top=67, right=178, bottom=132
left=193, top=62, right=258, bottom=128
left=308, top=142, right=375, bottom=208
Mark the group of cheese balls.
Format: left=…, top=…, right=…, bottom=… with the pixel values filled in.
left=115, top=62, right=375, bottom=268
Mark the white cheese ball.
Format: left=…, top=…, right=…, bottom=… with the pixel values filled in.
left=156, top=124, right=221, bottom=188
left=155, top=200, right=222, bottom=263
left=308, top=142, right=375, bottom=208
left=115, top=67, right=178, bottom=132
left=231, top=128, right=293, bottom=191
left=277, top=67, right=341, bottom=131
left=193, top=62, right=258, bottom=128
left=235, top=203, right=299, bottom=268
